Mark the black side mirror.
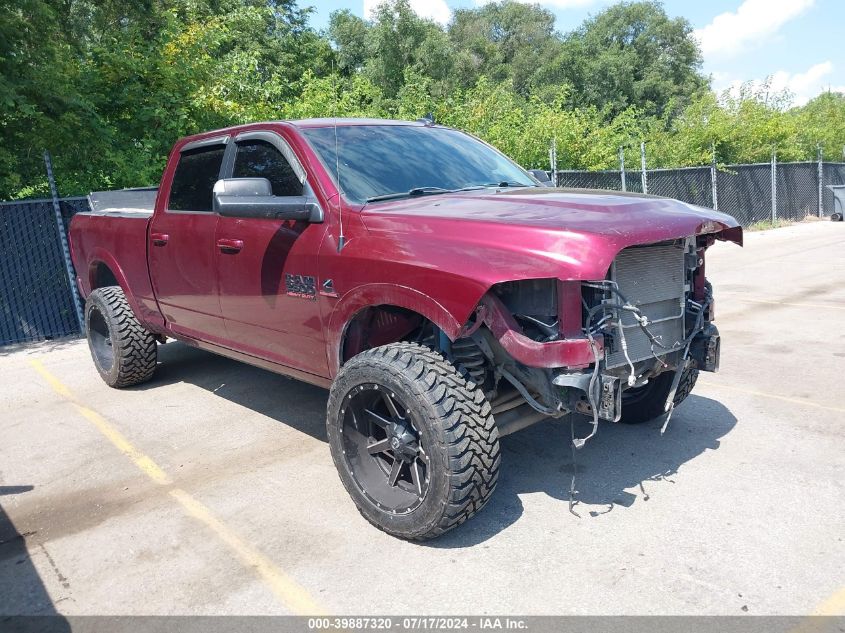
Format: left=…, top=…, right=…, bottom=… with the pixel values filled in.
left=528, top=169, right=555, bottom=187
left=212, top=178, right=323, bottom=222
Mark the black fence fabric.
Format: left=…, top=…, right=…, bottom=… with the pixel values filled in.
left=556, top=161, right=845, bottom=226
left=0, top=197, right=88, bottom=346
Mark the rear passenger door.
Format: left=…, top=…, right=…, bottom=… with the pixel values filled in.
left=215, top=131, right=328, bottom=376
left=149, top=137, right=228, bottom=343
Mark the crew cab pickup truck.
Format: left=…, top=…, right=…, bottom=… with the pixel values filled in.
left=69, top=118, right=741, bottom=539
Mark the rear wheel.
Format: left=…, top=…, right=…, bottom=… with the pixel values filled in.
left=85, top=286, right=157, bottom=388
left=327, top=342, right=500, bottom=540
left=619, top=366, right=698, bottom=425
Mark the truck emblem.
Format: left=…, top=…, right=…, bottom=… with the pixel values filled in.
left=285, top=274, right=316, bottom=299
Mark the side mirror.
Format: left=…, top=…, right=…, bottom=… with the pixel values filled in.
left=212, top=178, right=323, bottom=222
left=528, top=169, right=555, bottom=187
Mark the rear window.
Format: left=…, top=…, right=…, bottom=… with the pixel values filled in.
left=168, top=145, right=226, bottom=212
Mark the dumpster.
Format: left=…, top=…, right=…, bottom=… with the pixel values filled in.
left=828, top=185, right=845, bottom=221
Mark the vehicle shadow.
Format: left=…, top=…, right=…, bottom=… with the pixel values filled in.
left=431, top=395, right=737, bottom=548
left=137, top=342, right=330, bottom=442
left=0, top=485, right=71, bottom=630
left=140, top=343, right=736, bottom=546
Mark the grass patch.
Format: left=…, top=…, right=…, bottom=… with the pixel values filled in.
left=746, top=218, right=796, bottom=231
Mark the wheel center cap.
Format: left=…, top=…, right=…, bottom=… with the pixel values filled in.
left=390, top=436, right=402, bottom=450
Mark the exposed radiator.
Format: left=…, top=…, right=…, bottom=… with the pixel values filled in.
left=605, top=243, right=687, bottom=368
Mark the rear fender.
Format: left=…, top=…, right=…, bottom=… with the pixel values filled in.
left=85, top=248, right=156, bottom=330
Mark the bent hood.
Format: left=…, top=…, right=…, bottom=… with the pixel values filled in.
left=360, top=188, right=741, bottom=283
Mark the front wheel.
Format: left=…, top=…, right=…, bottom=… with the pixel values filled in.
left=619, top=366, right=699, bottom=425
left=85, top=286, right=157, bottom=388
left=327, top=342, right=500, bottom=540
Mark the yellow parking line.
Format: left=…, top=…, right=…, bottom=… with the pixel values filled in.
left=813, top=585, right=845, bottom=616
left=789, top=586, right=845, bottom=632
left=29, top=358, right=325, bottom=615
left=698, top=380, right=845, bottom=414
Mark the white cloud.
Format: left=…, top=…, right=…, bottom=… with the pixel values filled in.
left=695, top=0, right=814, bottom=60
left=715, top=61, right=836, bottom=106
left=363, top=0, right=451, bottom=25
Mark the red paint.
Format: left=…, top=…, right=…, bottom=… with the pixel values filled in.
left=69, top=120, right=742, bottom=383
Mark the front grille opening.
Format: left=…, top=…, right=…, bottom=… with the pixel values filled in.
left=599, top=242, right=688, bottom=368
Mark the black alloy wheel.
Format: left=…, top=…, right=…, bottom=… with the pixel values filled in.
left=338, top=384, right=429, bottom=514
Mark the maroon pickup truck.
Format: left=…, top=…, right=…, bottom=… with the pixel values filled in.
left=69, top=118, right=741, bottom=539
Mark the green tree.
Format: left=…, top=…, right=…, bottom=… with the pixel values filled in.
left=793, top=91, right=845, bottom=160
left=553, top=1, right=707, bottom=119
left=448, top=1, right=561, bottom=97
left=327, top=9, right=369, bottom=74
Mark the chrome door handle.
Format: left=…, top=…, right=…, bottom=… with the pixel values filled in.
left=217, top=238, right=244, bottom=253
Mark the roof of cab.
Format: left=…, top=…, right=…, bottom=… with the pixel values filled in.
left=288, top=117, right=429, bottom=128
left=175, top=117, right=438, bottom=146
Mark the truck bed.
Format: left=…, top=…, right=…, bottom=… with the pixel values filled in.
left=70, top=187, right=162, bottom=331
left=87, top=187, right=158, bottom=216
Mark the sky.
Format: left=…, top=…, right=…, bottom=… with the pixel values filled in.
left=305, top=0, right=845, bottom=106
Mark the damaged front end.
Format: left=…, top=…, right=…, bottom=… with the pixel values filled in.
left=453, top=231, right=731, bottom=448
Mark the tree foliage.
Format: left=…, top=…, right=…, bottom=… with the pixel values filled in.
left=1, top=0, right=844, bottom=200
left=553, top=1, right=707, bottom=118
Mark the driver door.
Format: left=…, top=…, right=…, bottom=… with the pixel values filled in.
left=215, top=131, right=329, bottom=376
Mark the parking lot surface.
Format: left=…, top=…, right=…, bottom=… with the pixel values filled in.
left=1, top=220, right=843, bottom=616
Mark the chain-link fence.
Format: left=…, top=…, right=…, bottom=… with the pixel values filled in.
left=555, top=159, right=845, bottom=227
left=0, top=197, right=88, bottom=346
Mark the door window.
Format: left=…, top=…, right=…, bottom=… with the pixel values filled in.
left=168, top=145, right=226, bottom=212
left=233, top=140, right=303, bottom=197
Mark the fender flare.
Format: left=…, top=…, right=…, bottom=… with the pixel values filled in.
left=327, top=284, right=464, bottom=377
left=84, top=248, right=146, bottom=325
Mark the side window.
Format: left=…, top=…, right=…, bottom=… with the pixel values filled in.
left=168, top=145, right=226, bottom=212
left=233, top=140, right=303, bottom=197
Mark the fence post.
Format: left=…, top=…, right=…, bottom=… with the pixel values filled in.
left=770, top=148, right=777, bottom=222
left=549, top=137, right=557, bottom=186
left=817, top=144, right=824, bottom=217
left=619, top=146, right=626, bottom=192
left=44, top=150, right=85, bottom=333
left=710, top=142, right=718, bottom=211
left=640, top=141, right=648, bottom=194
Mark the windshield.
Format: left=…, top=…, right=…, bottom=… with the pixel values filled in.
left=299, top=124, right=537, bottom=203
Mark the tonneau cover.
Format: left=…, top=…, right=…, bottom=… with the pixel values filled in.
left=87, top=187, right=158, bottom=216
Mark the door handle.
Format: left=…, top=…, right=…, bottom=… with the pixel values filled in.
left=150, top=232, right=169, bottom=246
left=217, top=238, right=244, bottom=253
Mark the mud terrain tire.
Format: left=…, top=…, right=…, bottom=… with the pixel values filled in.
left=327, top=342, right=500, bottom=540
left=85, top=286, right=157, bottom=388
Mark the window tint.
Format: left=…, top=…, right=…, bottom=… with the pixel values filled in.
left=168, top=145, right=226, bottom=212
left=233, top=140, right=303, bottom=197
left=300, top=125, right=535, bottom=203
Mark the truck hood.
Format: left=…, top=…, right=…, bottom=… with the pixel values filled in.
left=359, top=188, right=742, bottom=284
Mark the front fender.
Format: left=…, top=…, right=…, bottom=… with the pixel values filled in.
left=326, top=283, right=463, bottom=377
